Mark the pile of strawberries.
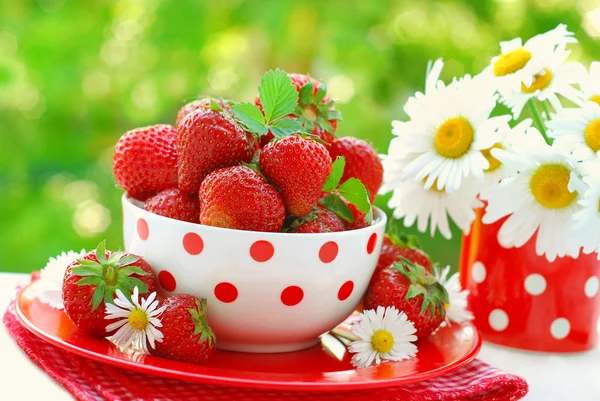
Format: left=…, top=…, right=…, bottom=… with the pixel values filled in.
left=113, top=70, right=383, bottom=233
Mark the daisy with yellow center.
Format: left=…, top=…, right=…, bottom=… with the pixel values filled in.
left=391, top=59, right=509, bottom=193
left=486, top=24, right=575, bottom=97
left=481, top=131, right=585, bottom=262
left=433, top=266, right=473, bottom=325
left=38, top=249, right=86, bottom=310
left=105, top=287, right=166, bottom=354
left=481, top=119, right=532, bottom=184
left=572, top=160, right=600, bottom=255
left=547, top=101, right=600, bottom=162
left=349, top=306, right=417, bottom=368
left=499, top=44, right=584, bottom=119
left=577, top=61, right=600, bottom=106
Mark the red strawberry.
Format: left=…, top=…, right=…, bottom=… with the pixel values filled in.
left=62, top=242, right=157, bottom=337
left=256, top=73, right=339, bottom=146
left=113, top=124, right=178, bottom=201
left=293, top=206, right=345, bottom=233
left=152, top=295, right=215, bottom=364
left=177, top=108, right=254, bottom=195
left=377, top=234, right=431, bottom=274
left=199, top=165, right=285, bottom=232
left=143, top=188, right=200, bottom=223
left=364, top=261, right=448, bottom=340
left=175, top=98, right=230, bottom=129
left=329, top=137, right=383, bottom=203
left=259, top=136, right=332, bottom=216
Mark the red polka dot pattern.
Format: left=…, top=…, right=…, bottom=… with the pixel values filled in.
left=319, top=241, right=338, bottom=263
left=214, top=282, right=238, bottom=303
left=183, top=232, right=204, bottom=255
left=338, top=280, right=354, bottom=301
left=250, top=240, right=274, bottom=262
left=367, top=233, right=377, bottom=254
left=137, top=218, right=149, bottom=240
left=158, top=270, right=176, bottom=292
left=281, top=286, right=304, bottom=306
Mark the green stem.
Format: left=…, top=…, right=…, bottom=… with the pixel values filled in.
left=539, top=99, right=553, bottom=121
left=527, top=100, right=551, bottom=145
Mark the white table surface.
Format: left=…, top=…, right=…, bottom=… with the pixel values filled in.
left=1, top=272, right=599, bottom=400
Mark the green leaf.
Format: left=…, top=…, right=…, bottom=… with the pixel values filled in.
left=258, top=69, right=298, bottom=122
left=91, top=281, right=106, bottom=311
left=116, top=255, right=141, bottom=267
left=322, top=156, right=345, bottom=192
left=319, top=194, right=354, bottom=223
left=210, top=99, right=223, bottom=111
left=338, top=178, right=370, bottom=213
left=269, top=117, right=304, bottom=138
left=324, top=108, right=342, bottom=121
left=106, top=251, right=123, bottom=265
left=298, top=81, right=314, bottom=106
left=72, top=265, right=102, bottom=277
left=314, top=82, right=327, bottom=103
left=316, top=117, right=335, bottom=134
left=364, top=204, right=374, bottom=224
left=76, top=259, right=101, bottom=267
left=104, top=287, right=115, bottom=305
left=118, top=265, right=148, bottom=276
left=96, top=241, right=107, bottom=264
left=232, top=102, right=268, bottom=135
left=76, top=276, right=103, bottom=286
left=120, top=277, right=149, bottom=294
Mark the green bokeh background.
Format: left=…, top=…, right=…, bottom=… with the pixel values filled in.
left=1, top=0, right=599, bottom=273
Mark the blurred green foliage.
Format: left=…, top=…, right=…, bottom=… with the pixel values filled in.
left=1, top=0, right=599, bottom=273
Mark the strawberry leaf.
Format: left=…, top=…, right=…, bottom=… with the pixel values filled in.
left=258, top=69, right=298, bottom=122
left=72, top=265, right=102, bottom=277
left=322, top=156, right=345, bottom=192
left=232, top=102, right=268, bottom=136
left=118, top=266, right=148, bottom=276
left=315, top=83, right=327, bottom=104
left=116, top=255, right=142, bottom=268
left=96, top=241, right=107, bottom=264
left=319, top=193, right=354, bottom=223
left=270, top=117, right=304, bottom=138
left=210, top=99, right=224, bottom=112
left=91, top=281, right=106, bottom=310
left=338, top=178, right=370, bottom=213
left=76, top=276, right=103, bottom=286
left=298, top=81, right=314, bottom=106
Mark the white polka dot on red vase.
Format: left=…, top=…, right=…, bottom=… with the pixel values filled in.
left=550, top=318, right=570, bottom=340
left=585, top=276, right=599, bottom=298
left=489, top=309, right=509, bottom=331
left=471, top=261, right=486, bottom=283
left=524, top=273, right=546, bottom=296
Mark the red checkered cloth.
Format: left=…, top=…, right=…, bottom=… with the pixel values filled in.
left=3, top=279, right=528, bottom=401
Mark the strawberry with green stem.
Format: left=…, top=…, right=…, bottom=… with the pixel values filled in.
left=62, top=241, right=157, bottom=337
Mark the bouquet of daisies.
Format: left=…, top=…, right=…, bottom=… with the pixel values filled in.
left=381, top=24, right=600, bottom=263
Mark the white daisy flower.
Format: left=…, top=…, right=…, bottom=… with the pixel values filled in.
left=485, top=24, right=576, bottom=96
left=105, top=287, right=166, bottom=354
left=386, top=176, right=483, bottom=240
left=547, top=101, right=600, bottom=162
left=572, top=160, right=600, bottom=254
left=391, top=60, right=509, bottom=193
left=349, top=306, right=417, bottom=368
left=481, top=130, right=585, bottom=262
left=38, top=249, right=86, bottom=309
left=578, top=61, right=600, bottom=105
left=482, top=119, right=533, bottom=184
left=433, top=266, right=473, bottom=325
left=500, top=44, right=584, bottom=119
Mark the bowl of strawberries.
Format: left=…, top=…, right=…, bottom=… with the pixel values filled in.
left=114, top=70, right=386, bottom=352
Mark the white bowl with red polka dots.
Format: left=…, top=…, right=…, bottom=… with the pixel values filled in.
left=122, top=195, right=386, bottom=353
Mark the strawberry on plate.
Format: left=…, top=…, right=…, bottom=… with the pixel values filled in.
left=363, top=260, right=448, bottom=340
left=199, top=165, right=286, bottom=232
left=143, top=188, right=201, bottom=223
left=113, top=124, right=178, bottom=201
left=177, top=107, right=255, bottom=195
left=329, top=137, right=383, bottom=203
left=151, top=294, right=215, bottom=364
left=259, top=135, right=332, bottom=216
left=62, top=241, right=158, bottom=337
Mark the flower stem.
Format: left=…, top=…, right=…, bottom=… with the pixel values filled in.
left=539, top=99, right=553, bottom=121
left=527, top=99, right=551, bottom=145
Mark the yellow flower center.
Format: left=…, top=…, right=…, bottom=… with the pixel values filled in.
left=530, top=164, right=577, bottom=209
left=521, top=68, right=553, bottom=93
left=585, top=118, right=600, bottom=153
left=493, top=47, right=532, bottom=77
left=435, top=117, right=474, bottom=159
left=128, top=309, right=149, bottom=331
left=590, top=95, right=600, bottom=106
left=371, top=330, right=394, bottom=353
left=481, top=143, right=504, bottom=172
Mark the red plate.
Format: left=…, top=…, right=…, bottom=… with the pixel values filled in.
left=15, top=279, right=481, bottom=391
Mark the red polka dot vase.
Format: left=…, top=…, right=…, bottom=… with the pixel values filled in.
left=460, top=210, right=600, bottom=353
left=121, top=195, right=386, bottom=353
